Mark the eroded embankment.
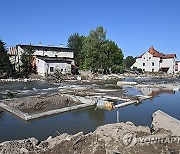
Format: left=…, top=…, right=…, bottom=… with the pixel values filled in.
left=0, top=110, right=180, bottom=154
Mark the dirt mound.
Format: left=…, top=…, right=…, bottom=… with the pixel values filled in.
left=0, top=122, right=179, bottom=154
left=5, top=94, right=82, bottom=114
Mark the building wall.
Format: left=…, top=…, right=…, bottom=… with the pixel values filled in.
left=132, top=52, right=160, bottom=72
left=18, top=46, right=74, bottom=59
left=17, top=46, right=24, bottom=66
left=175, top=62, right=180, bottom=73
left=14, top=45, right=74, bottom=75
left=36, top=58, right=71, bottom=76
left=47, top=62, right=71, bottom=75
left=35, top=50, right=73, bottom=59
left=36, top=58, right=47, bottom=77
left=132, top=51, right=176, bottom=73
left=160, top=58, right=175, bottom=74
left=178, top=62, right=180, bottom=73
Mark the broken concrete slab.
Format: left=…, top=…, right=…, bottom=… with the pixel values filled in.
left=0, top=94, right=97, bottom=121
left=152, top=110, right=180, bottom=136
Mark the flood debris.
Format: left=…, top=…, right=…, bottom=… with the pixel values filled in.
left=0, top=110, right=180, bottom=154
left=117, top=81, right=138, bottom=86
left=0, top=93, right=97, bottom=120
left=96, top=95, right=151, bottom=110
left=5, top=94, right=82, bottom=113
left=96, top=99, right=115, bottom=110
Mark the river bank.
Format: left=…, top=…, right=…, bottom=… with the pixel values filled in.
left=0, top=110, right=179, bottom=154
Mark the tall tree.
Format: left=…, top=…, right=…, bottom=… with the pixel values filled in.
left=0, top=40, right=12, bottom=75
left=82, top=26, right=124, bottom=73
left=82, top=26, right=107, bottom=71
left=67, top=26, right=124, bottom=73
left=21, top=45, right=36, bottom=73
left=124, top=56, right=136, bottom=69
left=67, top=33, right=85, bottom=66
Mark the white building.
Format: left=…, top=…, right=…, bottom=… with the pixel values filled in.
left=8, top=44, right=75, bottom=76
left=36, top=56, right=72, bottom=76
left=131, top=46, right=178, bottom=74
left=175, top=61, right=180, bottom=74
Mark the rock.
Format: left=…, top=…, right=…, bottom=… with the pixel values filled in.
left=0, top=137, right=38, bottom=154
left=152, top=110, right=180, bottom=136
left=38, top=141, right=49, bottom=148
left=126, top=121, right=135, bottom=126
left=47, top=136, right=52, bottom=141
left=77, top=76, right=81, bottom=81
left=117, top=81, right=138, bottom=86
left=1, top=111, right=180, bottom=153
left=20, top=147, right=29, bottom=153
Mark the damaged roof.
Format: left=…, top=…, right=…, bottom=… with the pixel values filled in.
left=36, top=55, right=72, bottom=64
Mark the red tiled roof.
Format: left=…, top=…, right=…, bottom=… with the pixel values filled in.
left=137, top=46, right=176, bottom=59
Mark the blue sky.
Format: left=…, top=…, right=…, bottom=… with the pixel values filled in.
left=0, top=0, right=180, bottom=59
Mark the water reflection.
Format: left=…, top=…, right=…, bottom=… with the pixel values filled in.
left=85, top=107, right=105, bottom=123
left=0, top=91, right=180, bottom=142
left=135, top=87, right=175, bottom=98
left=0, top=111, right=4, bottom=122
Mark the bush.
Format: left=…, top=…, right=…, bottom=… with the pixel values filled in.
left=112, top=65, right=125, bottom=74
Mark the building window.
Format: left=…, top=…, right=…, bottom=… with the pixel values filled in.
left=143, top=63, right=145, bottom=66
left=50, top=67, right=54, bottom=72
left=152, top=62, right=154, bottom=66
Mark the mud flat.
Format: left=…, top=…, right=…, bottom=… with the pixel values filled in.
left=0, top=110, right=179, bottom=154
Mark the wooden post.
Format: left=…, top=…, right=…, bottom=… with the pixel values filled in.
left=117, top=110, right=119, bottom=123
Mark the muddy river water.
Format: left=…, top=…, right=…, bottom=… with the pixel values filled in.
left=0, top=79, right=180, bottom=142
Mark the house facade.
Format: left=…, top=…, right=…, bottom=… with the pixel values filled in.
left=131, top=46, right=178, bottom=74
left=8, top=44, right=75, bottom=76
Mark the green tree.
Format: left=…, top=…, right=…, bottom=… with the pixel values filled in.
left=82, top=26, right=124, bottom=73
left=0, top=40, right=12, bottom=76
left=21, top=45, right=36, bottom=73
left=104, top=40, right=124, bottom=73
left=124, top=56, right=136, bottom=69
left=82, top=26, right=107, bottom=71
left=67, top=33, right=85, bottom=66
